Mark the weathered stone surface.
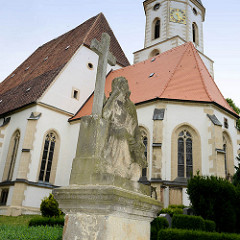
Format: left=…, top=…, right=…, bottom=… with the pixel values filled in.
left=53, top=185, right=162, bottom=240
left=54, top=34, right=162, bottom=240
left=91, top=32, right=116, bottom=116
left=70, top=77, right=148, bottom=192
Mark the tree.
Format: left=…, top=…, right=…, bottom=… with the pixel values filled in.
left=233, top=154, right=240, bottom=186
left=40, top=193, right=61, bottom=217
left=226, top=98, right=240, bottom=130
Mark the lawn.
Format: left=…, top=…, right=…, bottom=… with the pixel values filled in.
left=0, top=215, right=63, bottom=240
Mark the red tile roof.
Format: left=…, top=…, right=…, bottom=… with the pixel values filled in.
left=0, top=13, right=129, bottom=116
left=71, top=42, right=238, bottom=121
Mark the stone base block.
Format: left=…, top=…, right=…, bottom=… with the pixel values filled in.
left=53, top=185, right=162, bottom=240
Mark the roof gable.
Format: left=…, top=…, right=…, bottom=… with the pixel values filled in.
left=0, top=13, right=129, bottom=116
left=71, top=42, right=237, bottom=120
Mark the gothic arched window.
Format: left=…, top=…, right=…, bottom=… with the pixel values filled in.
left=39, top=132, right=57, bottom=183
left=3, top=130, right=20, bottom=181
left=192, top=22, right=199, bottom=45
left=178, top=130, right=193, bottom=178
left=153, top=19, right=160, bottom=39
left=142, top=136, right=148, bottom=177
left=222, top=132, right=234, bottom=178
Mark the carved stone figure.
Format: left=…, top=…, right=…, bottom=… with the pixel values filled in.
left=102, top=76, right=147, bottom=181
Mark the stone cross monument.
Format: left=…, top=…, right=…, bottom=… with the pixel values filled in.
left=90, top=32, right=116, bottom=116
left=53, top=33, right=161, bottom=240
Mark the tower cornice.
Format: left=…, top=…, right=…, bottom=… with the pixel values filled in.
left=143, top=0, right=205, bottom=21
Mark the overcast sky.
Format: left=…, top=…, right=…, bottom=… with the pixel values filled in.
left=1, top=0, right=240, bottom=105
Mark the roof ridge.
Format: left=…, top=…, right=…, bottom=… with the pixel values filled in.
left=191, top=44, right=238, bottom=115
left=159, top=42, right=191, bottom=97
left=82, top=13, right=102, bottom=44
left=190, top=43, right=213, bottom=102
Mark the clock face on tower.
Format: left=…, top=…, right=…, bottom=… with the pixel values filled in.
left=170, top=8, right=186, bottom=25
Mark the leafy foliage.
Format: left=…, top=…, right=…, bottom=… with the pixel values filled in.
left=0, top=225, right=62, bottom=240
left=40, top=193, right=61, bottom=217
left=158, top=229, right=240, bottom=240
left=226, top=98, right=240, bottom=130
left=204, top=220, right=216, bottom=232
left=187, top=174, right=239, bottom=233
left=172, top=214, right=205, bottom=231
left=159, top=205, right=185, bottom=217
left=226, top=98, right=240, bottom=114
left=151, top=217, right=169, bottom=240
left=233, top=154, right=240, bottom=186
left=28, top=216, right=64, bottom=227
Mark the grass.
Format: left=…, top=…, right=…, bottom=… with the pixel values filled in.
left=0, top=215, right=63, bottom=240
left=0, top=215, right=39, bottom=226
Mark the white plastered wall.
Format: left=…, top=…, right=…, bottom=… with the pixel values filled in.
left=23, top=104, right=80, bottom=208
left=40, top=45, right=122, bottom=115
left=0, top=107, right=36, bottom=181
left=137, top=100, right=239, bottom=204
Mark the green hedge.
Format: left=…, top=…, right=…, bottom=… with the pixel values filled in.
left=159, top=205, right=184, bottom=217
left=204, top=219, right=216, bottom=232
left=187, top=175, right=239, bottom=233
left=172, top=214, right=205, bottom=231
left=151, top=217, right=169, bottom=240
left=158, top=229, right=240, bottom=240
left=28, top=216, right=64, bottom=227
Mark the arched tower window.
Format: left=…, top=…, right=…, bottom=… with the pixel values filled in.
left=3, top=130, right=20, bottom=181
left=153, top=19, right=160, bottom=40
left=178, top=130, right=193, bottom=178
left=39, top=132, right=57, bottom=183
left=149, top=49, right=160, bottom=58
left=192, top=22, right=199, bottom=45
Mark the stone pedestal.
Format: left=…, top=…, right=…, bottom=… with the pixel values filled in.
left=53, top=185, right=161, bottom=240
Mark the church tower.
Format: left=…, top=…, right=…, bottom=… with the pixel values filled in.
left=134, top=0, right=214, bottom=77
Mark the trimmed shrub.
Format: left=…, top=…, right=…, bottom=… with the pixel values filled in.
left=204, top=219, right=216, bottom=232
left=187, top=174, right=238, bottom=233
left=151, top=217, right=169, bottom=240
left=168, top=204, right=185, bottom=209
left=29, top=216, right=64, bottom=227
left=172, top=214, right=205, bottom=231
left=159, top=205, right=184, bottom=217
left=40, top=193, right=61, bottom=217
left=157, top=229, right=240, bottom=240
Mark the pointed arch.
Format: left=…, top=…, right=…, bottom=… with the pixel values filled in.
left=192, top=22, right=199, bottom=45
left=139, top=126, right=150, bottom=179
left=171, top=123, right=201, bottom=180
left=152, top=18, right=161, bottom=40
left=2, top=130, right=21, bottom=181
left=222, top=131, right=234, bottom=177
left=38, top=130, right=60, bottom=184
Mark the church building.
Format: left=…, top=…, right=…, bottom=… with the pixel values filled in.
left=0, top=0, right=239, bottom=215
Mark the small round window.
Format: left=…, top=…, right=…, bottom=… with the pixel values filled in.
left=153, top=3, right=160, bottom=11
left=193, top=8, right=197, bottom=15
left=87, top=63, right=93, bottom=69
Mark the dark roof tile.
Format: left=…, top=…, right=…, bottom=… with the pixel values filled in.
left=0, top=13, right=129, bottom=116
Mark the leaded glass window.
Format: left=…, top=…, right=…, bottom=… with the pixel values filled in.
left=39, top=132, right=56, bottom=182
left=142, top=137, right=148, bottom=177
left=7, top=131, right=20, bottom=181
left=178, top=130, right=193, bottom=178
